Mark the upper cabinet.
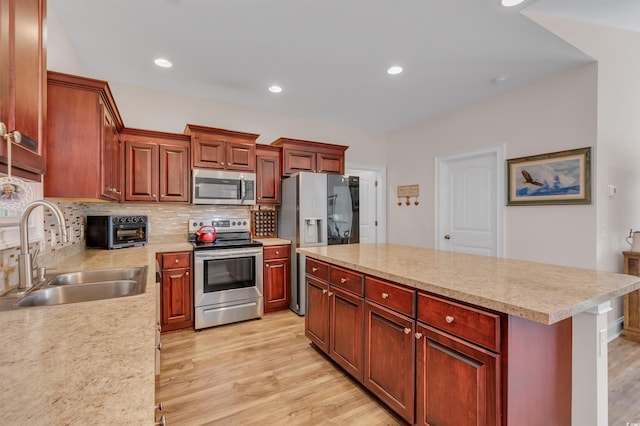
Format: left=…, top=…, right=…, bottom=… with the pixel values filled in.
left=255, top=144, right=281, bottom=205
left=0, top=0, right=46, bottom=180
left=184, top=124, right=258, bottom=172
left=45, top=71, right=124, bottom=200
left=270, top=137, right=348, bottom=176
left=122, top=128, right=190, bottom=203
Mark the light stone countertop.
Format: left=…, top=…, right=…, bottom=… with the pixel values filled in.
left=0, top=241, right=192, bottom=425
left=297, top=243, right=640, bottom=325
left=256, top=237, right=291, bottom=246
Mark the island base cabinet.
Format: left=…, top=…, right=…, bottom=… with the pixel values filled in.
left=305, top=277, right=330, bottom=353
left=364, top=301, right=415, bottom=424
left=330, top=286, right=364, bottom=382
left=416, top=323, right=500, bottom=426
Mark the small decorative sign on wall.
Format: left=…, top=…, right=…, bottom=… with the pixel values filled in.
left=506, top=147, right=591, bottom=206
left=397, top=184, right=420, bottom=206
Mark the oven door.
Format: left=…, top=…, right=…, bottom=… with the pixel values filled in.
left=111, top=224, right=147, bottom=247
left=194, top=247, right=263, bottom=308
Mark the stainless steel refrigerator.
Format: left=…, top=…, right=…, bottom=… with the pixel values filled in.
left=279, top=172, right=359, bottom=315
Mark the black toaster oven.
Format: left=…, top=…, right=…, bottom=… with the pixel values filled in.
left=86, top=215, right=148, bottom=249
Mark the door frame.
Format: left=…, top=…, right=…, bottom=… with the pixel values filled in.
left=434, top=145, right=505, bottom=257
left=346, top=162, right=387, bottom=244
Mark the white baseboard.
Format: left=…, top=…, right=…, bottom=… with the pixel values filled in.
left=608, top=316, right=624, bottom=342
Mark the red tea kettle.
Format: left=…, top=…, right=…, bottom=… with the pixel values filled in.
left=196, top=225, right=216, bottom=243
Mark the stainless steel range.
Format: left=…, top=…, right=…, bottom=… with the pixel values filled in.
left=189, top=211, right=263, bottom=330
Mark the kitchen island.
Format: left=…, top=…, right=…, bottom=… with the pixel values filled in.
left=0, top=241, right=192, bottom=425
left=298, top=243, right=640, bottom=426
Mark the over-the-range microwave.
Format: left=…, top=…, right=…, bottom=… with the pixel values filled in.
left=192, top=169, right=256, bottom=205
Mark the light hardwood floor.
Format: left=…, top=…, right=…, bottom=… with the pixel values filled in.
left=156, top=310, right=640, bottom=425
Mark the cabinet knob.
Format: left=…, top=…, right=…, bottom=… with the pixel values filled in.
left=157, top=342, right=163, bottom=351
left=340, top=278, right=347, bottom=284
left=265, top=263, right=269, bottom=267
left=185, top=271, right=189, bottom=276
left=328, top=291, right=334, bottom=297
left=312, top=267, right=318, bottom=272
left=153, top=194, right=157, bottom=197
left=161, top=194, right=165, bottom=197
left=322, top=289, right=327, bottom=294
left=445, top=315, right=455, bottom=324
left=155, top=415, right=166, bottom=426
left=415, top=332, right=423, bottom=340
left=175, top=259, right=179, bottom=263
left=403, top=328, right=411, bottom=335
left=156, top=402, right=163, bottom=411
left=228, top=162, right=231, bottom=166
left=381, top=292, right=389, bottom=299
left=275, top=251, right=279, bottom=255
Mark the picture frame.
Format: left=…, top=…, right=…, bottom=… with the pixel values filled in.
left=506, top=147, right=591, bottom=206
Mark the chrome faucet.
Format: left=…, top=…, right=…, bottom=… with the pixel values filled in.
left=18, top=200, right=68, bottom=290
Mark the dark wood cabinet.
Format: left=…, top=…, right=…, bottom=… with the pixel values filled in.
left=270, top=137, right=348, bottom=176
left=364, top=301, right=415, bottom=424
left=415, top=322, right=500, bottom=426
left=256, top=144, right=281, bottom=205
left=0, top=0, right=47, bottom=180
left=122, top=129, right=190, bottom=203
left=330, top=285, right=364, bottom=381
left=157, top=251, right=193, bottom=332
left=623, top=252, right=640, bottom=342
left=185, top=124, right=258, bottom=172
left=305, top=275, right=330, bottom=353
left=263, top=245, right=290, bottom=313
left=46, top=71, right=124, bottom=200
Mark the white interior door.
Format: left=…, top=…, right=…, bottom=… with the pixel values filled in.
left=346, top=166, right=386, bottom=244
left=436, top=146, right=503, bottom=257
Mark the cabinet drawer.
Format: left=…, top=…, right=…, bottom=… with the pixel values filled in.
left=365, top=276, right=415, bottom=317
left=417, top=293, right=500, bottom=352
left=160, top=252, right=191, bottom=269
left=264, top=245, right=289, bottom=260
left=306, top=258, right=329, bottom=281
left=330, top=266, right=364, bottom=296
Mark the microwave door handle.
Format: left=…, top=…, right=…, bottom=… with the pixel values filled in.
left=240, top=179, right=246, bottom=201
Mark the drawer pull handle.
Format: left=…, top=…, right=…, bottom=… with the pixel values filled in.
left=445, top=315, right=455, bottom=324
left=312, top=267, right=318, bottom=272
left=404, top=328, right=411, bottom=334
left=340, top=278, right=347, bottom=283
left=382, top=292, right=389, bottom=299
left=322, top=289, right=327, bottom=294
left=415, top=332, right=423, bottom=340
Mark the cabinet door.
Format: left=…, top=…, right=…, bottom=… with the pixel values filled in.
left=100, top=102, right=120, bottom=201
left=159, top=143, right=189, bottom=202
left=256, top=152, right=281, bottom=204
left=0, top=0, right=46, bottom=179
left=305, top=276, right=330, bottom=353
left=161, top=266, right=193, bottom=332
left=364, top=301, right=415, bottom=424
left=317, top=152, right=344, bottom=174
left=226, top=141, right=255, bottom=171
left=192, top=136, right=226, bottom=169
left=124, top=139, right=158, bottom=202
left=330, top=286, right=364, bottom=382
left=283, top=149, right=316, bottom=175
left=415, top=323, right=500, bottom=426
left=264, top=257, right=290, bottom=313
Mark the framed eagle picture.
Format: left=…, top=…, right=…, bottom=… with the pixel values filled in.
left=506, top=147, right=591, bottom=206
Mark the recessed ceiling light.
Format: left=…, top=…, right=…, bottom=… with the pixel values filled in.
left=500, top=0, right=525, bottom=7
left=492, top=74, right=508, bottom=84
left=387, top=66, right=403, bottom=75
left=268, top=85, right=282, bottom=93
left=154, top=58, right=172, bottom=68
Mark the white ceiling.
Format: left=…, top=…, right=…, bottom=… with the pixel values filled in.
left=49, top=0, right=637, bottom=133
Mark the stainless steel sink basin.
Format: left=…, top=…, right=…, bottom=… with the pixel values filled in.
left=1, top=266, right=148, bottom=310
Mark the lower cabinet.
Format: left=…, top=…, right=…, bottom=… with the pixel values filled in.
left=157, top=251, right=193, bottom=332
left=330, top=286, right=364, bottom=381
left=415, top=323, right=500, bottom=426
left=364, top=301, right=415, bottom=424
left=305, top=275, right=330, bottom=353
left=263, top=245, right=290, bottom=313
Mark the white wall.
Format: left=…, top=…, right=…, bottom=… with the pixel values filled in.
left=525, top=14, right=640, bottom=328
left=387, top=64, right=598, bottom=269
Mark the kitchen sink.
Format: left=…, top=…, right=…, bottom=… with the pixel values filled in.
left=0, top=266, right=148, bottom=310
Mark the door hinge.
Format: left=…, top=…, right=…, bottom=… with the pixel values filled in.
left=375, top=220, right=378, bottom=226
left=374, top=180, right=378, bottom=187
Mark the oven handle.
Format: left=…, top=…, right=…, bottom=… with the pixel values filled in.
left=194, top=247, right=263, bottom=260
